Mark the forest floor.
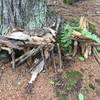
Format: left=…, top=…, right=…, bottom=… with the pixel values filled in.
left=0, top=0, right=100, bottom=100
left=0, top=56, right=100, bottom=100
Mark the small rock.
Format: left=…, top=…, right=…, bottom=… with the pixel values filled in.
left=96, top=89, right=100, bottom=96
left=16, top=79, right=21, bottom=85
left=95, top=79, right=100, bottom=84
left=95, top=11, right=100, bottom=14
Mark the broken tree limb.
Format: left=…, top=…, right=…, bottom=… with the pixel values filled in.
left=51, top=48, right=56, bottom=73
left=40, top=48, right=47, bottom=72
left=11, top=44, right=46, bottom=67
left=11, top=49, right=15, bottom=69
left=55, top=15, right=61, bottom=33
left=0, top=39, right=23, bottom=50
left=57, top=43, right=62, bottom=69
left=30, top=60, right=44, bottom=83
left=26, top=59, right=44, bottom=94
left=23, top=47, right=33, bottom=67
left=28, top=58, right=43, bottom=73
left=72, top=30, right=87, bottom=39
left=73, top=40, right=78, bottom=57
left=93, top=47, right=100, bottom=65
left=1, top=47, right=12, bottom=54
left=80, top=16, right=88, bottom=32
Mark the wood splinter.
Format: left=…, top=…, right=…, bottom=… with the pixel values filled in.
left=57, top=43, right=62, bottom=69
left=93, top=47, right=100, bottom=65
left=11, top=49, right=15, bottom=69
left=26, top=58, right=44, bottom=94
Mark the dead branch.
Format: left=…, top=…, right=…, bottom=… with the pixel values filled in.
left=11, top=45, right=46, bottom=67
left=93, top=47, right=100, bottom=65
left=57, top=43, right=62, bottom=69
left=11, top=49, right=15, bottom=69
left=73, top=40, right=78, bottom=57
left=26, top=59, right=44, bottom=94
left=51, top=48, right=56, bottom=72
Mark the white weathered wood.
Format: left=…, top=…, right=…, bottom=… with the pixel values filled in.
left=5, top=31, right=32, bottom=42
left=29, top=60, right=44, bottom=83
left=1, top=47, right=12, bottom=54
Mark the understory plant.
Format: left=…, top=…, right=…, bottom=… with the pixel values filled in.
left=59, top=18, right=100, bottom=53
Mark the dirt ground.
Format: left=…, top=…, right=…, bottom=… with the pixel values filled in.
left=0, top=64, right=58, bottom=100
left=0, top=56, right=100, bottom=100
left=0, top=0, right=100, bottom=100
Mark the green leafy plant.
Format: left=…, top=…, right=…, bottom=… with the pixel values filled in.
left=79, top=56, right=85, bottom=62
left=81, top=30, right=100, bottom=43
left=96, top=47, right=100, bottom=51
left=60, top=25, right=81, bottom=53
left=78, top=93, right=84, bottom=100
left=60, top=18, right=100, bottom=53
left=50, top=79, right=56, bottom=86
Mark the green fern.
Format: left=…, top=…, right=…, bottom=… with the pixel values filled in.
left=60, top=18, right=100, bottom=53
left=81, top=31, right=100, bottom=43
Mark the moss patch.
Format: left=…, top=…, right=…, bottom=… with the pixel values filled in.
left=53, top=70, right=83, bottom=100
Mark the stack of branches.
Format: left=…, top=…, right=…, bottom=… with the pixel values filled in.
left=0, top=27, right=57, bottom=93
left=71, top=16, right=100, bottom=64
left=0, top=16, right=62, bottom=93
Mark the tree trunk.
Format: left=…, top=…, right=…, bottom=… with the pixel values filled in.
left=0, top=0, right=55, bottom=35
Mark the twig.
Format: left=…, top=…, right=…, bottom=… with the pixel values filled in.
left=11, top=45, right=46, bottom=66
left=28, top=58, right=43, bottom=73
left=40, top=48, right=47, bottom=72
left=26, top=59, right=44, bottom=94
left=93, top=47, right=100, bottom=65
left=51, top=48, right=56, bottom=72
left=73, top=40, right=78, bottom=57
left=57, top=43, right=62, bottom=69
left=11, top=49, right=15, bottom=69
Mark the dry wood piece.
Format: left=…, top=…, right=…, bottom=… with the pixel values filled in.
left=73, top=40, right=78, bottom=57
left=72, top=16, right=93, bottom=59
left=80, top=16, right=88, bottom=32
left=93, top=47, right=100, bottom=65
left=0, top=37, right=24, bottom=50
left=57, top=43, right=62, bottom=69
left=51, top=48, right=56, bottom=72
left=11, top=45, right=46, bottom=67
left=40, top=48, right=47, bottom=71
left=11, top=49, right=15, bottom=69
left=1, top=47, right=12, bottom=54
left=5, top=31, right=32, bottom=42
left=0, top=24, right=60, bottom=94
left=23, top=47, right=32, bottom=67
left=26, top=58, right=44, bottom=94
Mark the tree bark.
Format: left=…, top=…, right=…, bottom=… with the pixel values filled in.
left=0, top=0, right=55, bottom=35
